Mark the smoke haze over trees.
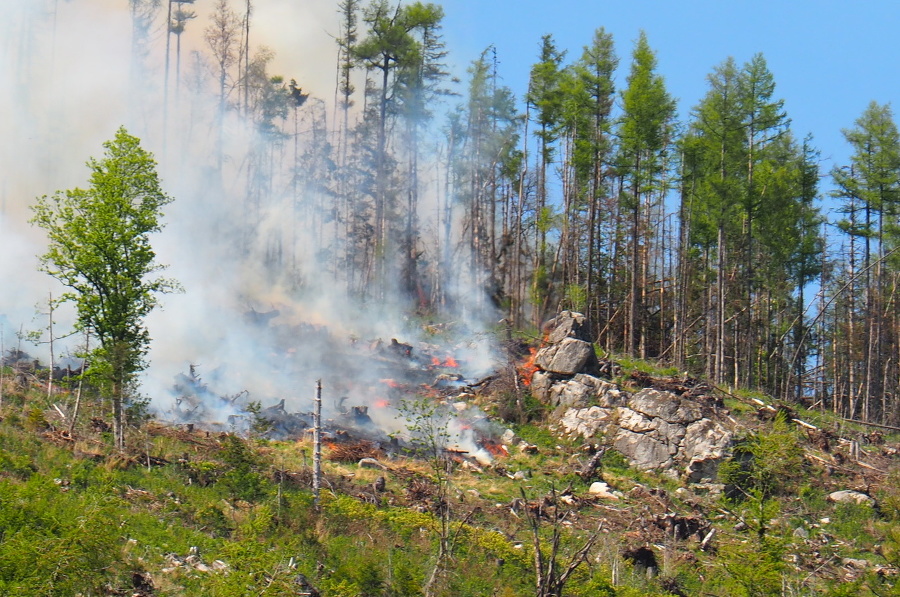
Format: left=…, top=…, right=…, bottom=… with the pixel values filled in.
left=1, top=0, right=899, bottom=427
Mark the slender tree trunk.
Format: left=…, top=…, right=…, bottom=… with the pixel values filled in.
left=313, top=379, right=322, bottom=510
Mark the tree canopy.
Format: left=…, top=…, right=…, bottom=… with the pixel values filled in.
left=30, top=126, right=178, bottom=449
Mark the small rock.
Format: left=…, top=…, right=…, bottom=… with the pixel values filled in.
left=461, top=460, right=483, bottom=473
left=501, top=429, right=521, bottom=446
left=519, top=443, right=538, bottom=454
left=588, top=481, right=621, bottom=499
left=793, top=527, right=810, bottom=539
left=734, top=521, right=748, bottom=532
left=358, top=458, right=388, bottom=470
left=512, top=470, right=529, bottom=480
left=842, top=557, right=870, bottom=569
left=827, top=490, right=877, bottom=507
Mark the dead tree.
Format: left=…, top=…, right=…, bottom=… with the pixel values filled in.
left=521, top=486, right=601, bottom=597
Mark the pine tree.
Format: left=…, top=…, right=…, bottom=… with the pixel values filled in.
left=617, top=31, right=675, bottom=357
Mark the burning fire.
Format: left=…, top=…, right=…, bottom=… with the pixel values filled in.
left=480, top=439, right=509, bottom=458
left=373, top=399, right=390, bottom=408
left=431, top=355, right=460, bottom=368
left=518, top=347, right=539, bottom=386
left=380, top=378, right=402, bottom=388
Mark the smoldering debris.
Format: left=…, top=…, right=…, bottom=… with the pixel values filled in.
left=161, top=324, right=506, bottom=467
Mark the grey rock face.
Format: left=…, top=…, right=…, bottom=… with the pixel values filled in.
left=544, top=310, right=593, bottom=343
left=535, top=337, right=594, bottom=375
left=524, top=311, right=732, bottom=481
left=554, top=385, right=733, bottom=482
left=556, top=405, right=616, bottom=439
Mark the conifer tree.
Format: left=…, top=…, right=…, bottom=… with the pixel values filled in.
left=617, top=31, right=675, bottom=356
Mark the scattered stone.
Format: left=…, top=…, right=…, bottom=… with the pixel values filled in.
left=827, top=490, right=877, bottom=507
left=543, top=310, right=593, bottom=344
left=519, top=443, right=538, bottom=454
left=358, top=458, right=389, bottom=470
left=500, top=428, right=521, bottom=446
left=588, top=481, right=622, bottom=499
left=842, top=557, right=871, bottom=569
left=793, top=527, right=810, bottom=539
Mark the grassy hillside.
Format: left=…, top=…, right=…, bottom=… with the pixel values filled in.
left=0, top=361, right=898, bottom=596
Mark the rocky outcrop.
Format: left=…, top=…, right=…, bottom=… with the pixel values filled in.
left=555, top=387, right=733, bottom=482
left=535, top=337, right=595, bottom=375
left=528, top=311, right=733, bottom=482
left=532, top=311, right=600, bottom=377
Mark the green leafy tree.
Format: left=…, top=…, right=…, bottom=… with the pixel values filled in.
left=399, top=397, right=455, bottom=596
left=31, top=127, right=178, bottom=450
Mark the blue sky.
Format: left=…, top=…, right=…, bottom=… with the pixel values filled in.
left=436, top=0, right=900, bottom=209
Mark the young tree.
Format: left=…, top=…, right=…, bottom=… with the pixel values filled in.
left=31, top=127, right=178, bottom=450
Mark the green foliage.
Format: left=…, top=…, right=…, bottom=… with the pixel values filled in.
left=600, top=447, right=629, bottom=472
left=514, top=421, right=557, bottom=448
left=829, top=502, right=879, bottom=548
left=563, top=283, right=588, bottom=312
left=23, top=408, right=49, bottom=432
left=0, top=449, right=36, bottom=480
left=716, top=533, right=788, bottom=597
left=218, top=434, right=271, bottom=504
left=879, top=470, right=900, bottom=521
left=720, top=413, right=805, bottom=500
left=195, top=503, right=233, bottom=537
left=30, top=127, right=179, bottom=449
left=244, top=400, right=273, bottom=437
left=183, top=460, right=221, bottom=487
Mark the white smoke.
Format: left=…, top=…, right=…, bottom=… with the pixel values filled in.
left=0, top=0, right=504, bottom=435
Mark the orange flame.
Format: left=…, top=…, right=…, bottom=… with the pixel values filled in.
left=374, top=399, right=390, bottom=408
left=380, top=378, right=402, bottom=388
left=432, top=356, right=441, bottom=367
left=518, top=347, right=539, bottom=386
left=482, top=440, right=509, bottom=458
left=444, top=356, right=459, bottom=368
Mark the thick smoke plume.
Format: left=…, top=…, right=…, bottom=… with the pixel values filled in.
left=0, top=0, right=503, bottom=445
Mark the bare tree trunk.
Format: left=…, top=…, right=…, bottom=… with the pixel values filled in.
left=113, top=379, right=125, bottom=451
left=313, top=379, right=322, bottom=510
left=68, top=331, right=89, bottom=435
left=47, top=292, right=54, bottom=401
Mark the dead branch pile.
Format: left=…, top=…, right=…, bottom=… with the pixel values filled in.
left=326, top=440, right=382, bottom=463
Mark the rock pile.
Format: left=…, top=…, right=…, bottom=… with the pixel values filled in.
left=529, top=311, right=733, bottom=482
